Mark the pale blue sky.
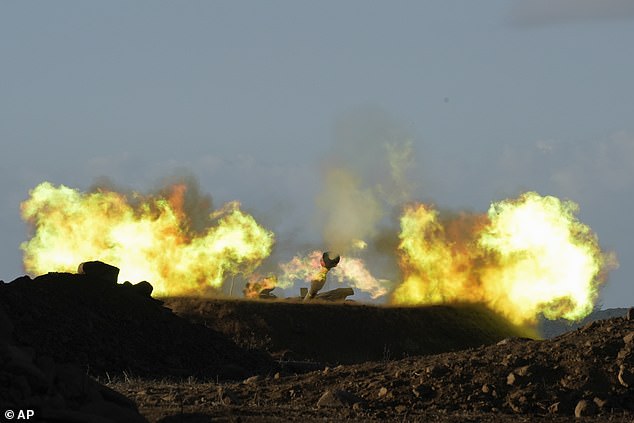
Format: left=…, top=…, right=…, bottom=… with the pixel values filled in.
left=2, top=1, right=633, bottom=307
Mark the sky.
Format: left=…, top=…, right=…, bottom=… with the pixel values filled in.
left=1, top=1, right=633, bottom=308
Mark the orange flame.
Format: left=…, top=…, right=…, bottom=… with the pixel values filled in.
left=20, top=182, right=274, bottom=295
left=243, top=274, right=278, bottom=298
left=391, top=192, right=616, bottom=324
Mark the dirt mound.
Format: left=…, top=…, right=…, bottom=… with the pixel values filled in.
left=0, top=273, right=273, bottom=380
left=165, top=297, right=534, bottom=364
left=0, top=303, right=147, bottom=422
left=113, top=313, right=634, bottom=422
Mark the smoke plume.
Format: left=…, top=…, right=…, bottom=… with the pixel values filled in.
left=316, top=108, right=414, bottom=257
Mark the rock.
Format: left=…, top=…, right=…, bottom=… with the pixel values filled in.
left=243, top=375, right=260, bottom=385
left=506, top=372, right=517, bottom=386
left=501, top=354, right=516, bottom=366
left=394, top=404, right=408, bottom=413
left=132, top=281, right=153, bottom=297
left=317, top=390, right=344, bottom=408
left=78, top=261, right=120, bottom=284
left=617, top=364, right=633, bottom=388
left=508, top=399, right=522, bottom=413
left=623, top=332, right=634, bottom=345
left=627, top=307, right=634, bottom=321
left=378, top=387, right=389, bottom=398
left=575, top=399, right=596, bottom=417
left=593, top=397, right=608, bottom=409
left=548, top=402, right=561, bottom=414
left=507, top=391, right=528, bottom=413
left=352, top=402, right=366, bottom=411
left=317, top=389, right=364, bottom=408
left=514, top=365, right=531, bottom=376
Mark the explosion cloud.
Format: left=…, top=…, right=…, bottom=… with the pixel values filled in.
left=20, top=181, right=274, bottom=295
left=392, top=192, right=617, bottom=324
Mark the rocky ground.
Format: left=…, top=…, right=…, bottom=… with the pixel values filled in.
left=539, top=308, right=629, bottom=338
left=111, top=313, right=634, bottom=422
left=1, top=268, right=633, bottom=422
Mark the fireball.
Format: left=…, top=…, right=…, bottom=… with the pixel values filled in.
left=20, top=182, right=274, bottom=295
left=392, top=192, right=615, bottom=324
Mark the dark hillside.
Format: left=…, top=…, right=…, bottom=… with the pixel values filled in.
left=165, top=297, right=535, bottom=364
left=0, top=273, right=273, bottom=380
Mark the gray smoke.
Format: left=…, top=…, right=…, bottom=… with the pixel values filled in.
left=314, top=107, right=415, bottom=284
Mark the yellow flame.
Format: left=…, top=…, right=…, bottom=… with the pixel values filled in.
left=20, top=182, right=274, bottom=295
left=392, top=192, right=615, bottom=324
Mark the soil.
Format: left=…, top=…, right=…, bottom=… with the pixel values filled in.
left=163, top=297, right=535, bottom=364
left=111, top=314, right=634, bottom=422
left=1, top=271, right=633, bottom=422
